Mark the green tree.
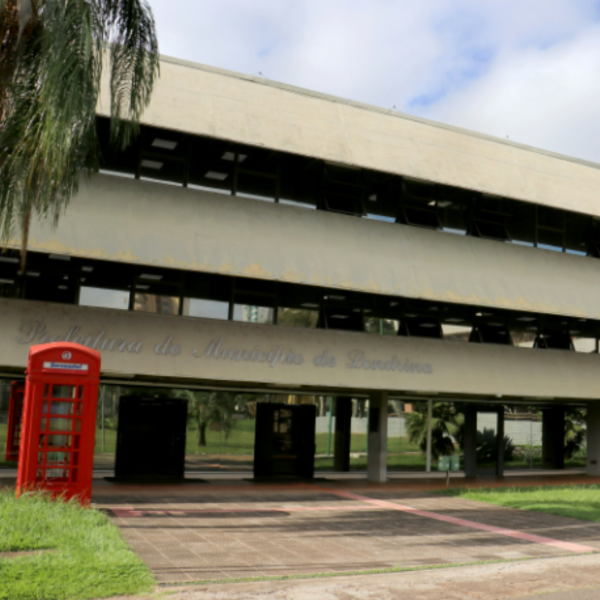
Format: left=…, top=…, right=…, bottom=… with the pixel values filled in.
left=0, top=0, right=159, bottom=270
left=178, top=390, right=214, bottom=447
left=565, top=407, right=586, bottom=460
left=177, top=390, right=239, bottom=447
left=212, top=392, right=237, bottom=440
left=406, top=402, right=462, bottom=460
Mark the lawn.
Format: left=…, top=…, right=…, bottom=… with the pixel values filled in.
left=0, top=490, right=154, bottom=600
left=447, top=484, right=600, bottom=523
left=9, top=419, right=583, bottom=473
left=91, top=418, right=429, bottom=471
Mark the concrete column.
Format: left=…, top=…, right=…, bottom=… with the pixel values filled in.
left=587, top=403, right=600, bottom=476
left=496, top=407, right=505, bottom=477
left=367, top=391, right=388, bottom=483
left=333, top=396, right=352, bottom=471
left=463, top=406, right=477, bottom=478
left=542, top=408, right=565, bottom=470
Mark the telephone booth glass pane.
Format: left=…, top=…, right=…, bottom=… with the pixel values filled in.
left=49, top=418, right=71, bottom=431
left=46, top=468, right=69, bottom=480
left=47, top=435, right=72, bottom=448
left=49, top=401, right=75, bottom=415
left=52, top=386, right=77, bottom=399
left=46, top=452, right=69, bottom=464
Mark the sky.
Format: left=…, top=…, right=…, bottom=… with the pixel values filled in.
left=147, top=0, right=600, bottom=163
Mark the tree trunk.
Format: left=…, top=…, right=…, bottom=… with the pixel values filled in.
left=198, top=421, right=207, bottom=447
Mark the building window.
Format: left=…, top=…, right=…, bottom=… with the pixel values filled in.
left=277, top=307, right=319, bottom=329
left=79, top=287, right=130, bottom=311
left=364, top=317, right=400, bottom=335
left=233, top=304, right=274, bottom=324
left=573, top=336, right=597, bottom=353
left=183, top=298, right=229, bottom=320
left=134, top=293, right=180, bottom=315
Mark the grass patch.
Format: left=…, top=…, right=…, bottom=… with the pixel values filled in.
left=0, top=489, right=154, bottom=600
left=446, top=484, right=600, bottom=523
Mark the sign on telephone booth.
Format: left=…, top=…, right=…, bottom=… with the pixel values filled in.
left=17, top=343, right=101, bottom=503
left=4, top=381, right=25, bottom=462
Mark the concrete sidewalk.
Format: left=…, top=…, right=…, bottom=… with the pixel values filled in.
left=151, top=554, right=600, bottom=600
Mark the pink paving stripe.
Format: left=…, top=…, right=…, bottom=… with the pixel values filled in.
left=109, top=505, right=376, bottom=518
left=314, top=486, right=597, bottom=555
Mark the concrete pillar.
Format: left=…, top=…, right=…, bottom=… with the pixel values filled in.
left=333, top=396, right=352, bottom=471
left=587, top=403, right=600, bottom=476
left=463, top=406, right=477, bottom=478
left=496, top=407, right=505, bottom=477
left=367, top=391, right=388, bottom=483
left=542, top=408, right=565, bottom=470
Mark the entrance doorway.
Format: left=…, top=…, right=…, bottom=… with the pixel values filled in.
left=464, top=406, right=504, bottom=477
left=115, top=396, right=187, bottom=480
left=254, top=403, right=316, bottom=479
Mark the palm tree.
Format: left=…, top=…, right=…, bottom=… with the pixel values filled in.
left=406, top=402, right=463, bottom=460
left=564, top=407, right=586, bottom=460
left=0, top=0, right=159, bottom=271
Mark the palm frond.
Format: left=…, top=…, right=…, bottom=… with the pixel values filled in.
left=0, top=0, right=159, bottom=265
left=103, top=0, right=159, bottom=149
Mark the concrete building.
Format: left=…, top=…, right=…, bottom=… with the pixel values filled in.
left=0, top=55, right=598, bottom=480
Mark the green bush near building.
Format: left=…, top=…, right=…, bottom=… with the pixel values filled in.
left=0, top=490, right=154, bottom=600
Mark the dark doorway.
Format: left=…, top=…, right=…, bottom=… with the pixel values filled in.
left=115, top=397, right=187, bottom=481
left=464, top=405, right=505, bottom=477
left=253, top=403, right=316, bottom=479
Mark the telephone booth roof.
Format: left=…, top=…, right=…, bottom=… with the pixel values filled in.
left=26, top=342, right=101, bottom=378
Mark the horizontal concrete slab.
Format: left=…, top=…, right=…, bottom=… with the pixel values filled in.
left=2, top=298, right=600, bottom=399
left=12, top=174, right=600, bottom=321
left=97, top=55, right=600, bottom=219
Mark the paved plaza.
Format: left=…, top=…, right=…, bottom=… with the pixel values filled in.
left=89, top=474, right=600, bottom=585
left=4, top=471, right=600, bottom=599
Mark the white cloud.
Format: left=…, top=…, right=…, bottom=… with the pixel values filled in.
left=147, top=0, right=600, bottom=161
left=422, top=24, right=600, bottom=162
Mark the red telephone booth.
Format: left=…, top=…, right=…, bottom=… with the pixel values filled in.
left=4, top=380, right=25, bottom=462
left=17, top=343, right=101, bottom=504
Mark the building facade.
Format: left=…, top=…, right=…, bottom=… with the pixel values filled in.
left=1, top=55, right=599, bottom=479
